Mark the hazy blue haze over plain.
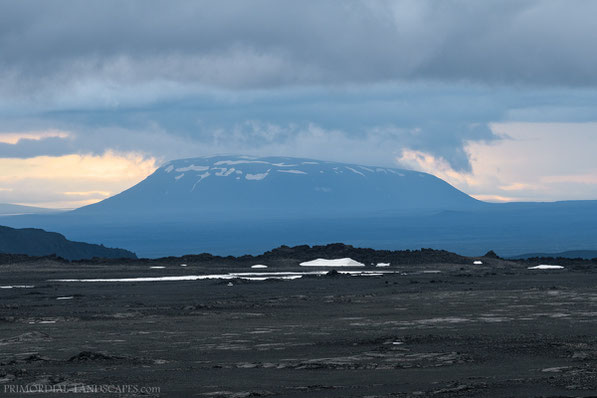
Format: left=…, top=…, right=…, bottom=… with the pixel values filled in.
left=2, top=156, right=596, bottom=258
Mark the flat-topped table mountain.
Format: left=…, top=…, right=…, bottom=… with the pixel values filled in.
left=73, top=155, right=480, bottom=219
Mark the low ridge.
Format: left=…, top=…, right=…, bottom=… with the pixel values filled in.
left=0, top=225, right=137, bottom=260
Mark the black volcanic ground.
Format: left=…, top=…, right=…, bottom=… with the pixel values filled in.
left=1, top=245, right=597, bottom=397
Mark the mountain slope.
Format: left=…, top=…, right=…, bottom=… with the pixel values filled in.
left=0, top=225, right=137, bottom=260
left=74, top=155, right=481, bottom=220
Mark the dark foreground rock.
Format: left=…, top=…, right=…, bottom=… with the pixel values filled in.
left=0, top=243, right=492, bottom=267
left=0, top=253, right=596, bottom=396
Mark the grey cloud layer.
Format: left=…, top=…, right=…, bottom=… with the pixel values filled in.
left=1, top=0, right=596, bottom=199
left=5, top=81, right=597, bottom=172
left=0, top=137, right=75, bottom=158
left=2, top=0, right=597, bottom=96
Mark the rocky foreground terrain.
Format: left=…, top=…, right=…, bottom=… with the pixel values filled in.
left=1, top=244, right=597, bottom=397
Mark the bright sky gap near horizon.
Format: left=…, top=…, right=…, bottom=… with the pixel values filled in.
left=1, top=0, right=596, bottom=208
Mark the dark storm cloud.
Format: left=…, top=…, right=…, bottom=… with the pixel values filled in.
left=0, top=136, right=74, bottom=158
left=2, top=0, right=597, bottom=202
left=1, top=0, right=597, bottom=95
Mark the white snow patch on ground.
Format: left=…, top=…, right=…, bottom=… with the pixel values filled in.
left=0, top=285, right=34, bottom=289
left=542, top=366, right=571, bottom=373
left=277, top=169, right=307, bottom=175
left=345, top=166, right=365, bottom=176
left=52, top=274, right=258, bottom=283
left=422, top=270, right=442, bottom=273
left=235, top=170, right=243, bottom=174
left=150, top=266, right=166, bottom=269
left=180, top=264, right=187, bottom=267
left=376, top=168, right=387, bottom=173
left=50, top=270, right=401, bottom=283
left=302, top=161, right=319, bottom=165
left=376, top=263, right=390, bottom=267
left=359, top=166, right=375, bottom=172
left=245, top=169, right=270, bottom=180
left=174, top=173, right=184, bottom=180
left=300, top=258, right=365, bottom=267
left=350, top=272, right=383, bottom=277
left=241, top=275, right=302, bottom=281
left=251, top=264, right=268, bottom=269
left=473, top=260, right=483, bottom=265
left=56, top=296, right=74, bottom=300
left=176, top=165, right=209, bottom=172
left=528, top=264, right=565, bottom=270
left=164, top=165, right=174, bottom=173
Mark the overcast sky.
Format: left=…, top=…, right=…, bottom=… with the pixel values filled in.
left=1, top=0, right=597, bottom=207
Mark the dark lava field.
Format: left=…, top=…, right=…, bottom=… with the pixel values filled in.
left=1, top=245, right=597, bottom=397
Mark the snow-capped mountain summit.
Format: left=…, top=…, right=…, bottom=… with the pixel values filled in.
left=75, top=155, right=479, bottom=219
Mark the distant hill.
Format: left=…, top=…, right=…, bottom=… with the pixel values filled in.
left=0, top=225, right=136, bottom=260
left=509, top=250, right=597, bottom=260
left=0, top=203, right=66, bottom=216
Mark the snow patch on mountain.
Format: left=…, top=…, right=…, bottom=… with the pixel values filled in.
left=245, top=169, right=271, bottom=181
left=175, top=165, right=210, bottom=172
left=277, top=169, right=307, bottom=175
left=271, top=162, right=298, bottom=167
left=191, top=172, right=210, bottom=191
left=389, top=170, right=405, bottom=176
left=215, top=160, right=270, bottom=166
left=213, top=167, right=236, bottom=177
left=346, top=166, right=365, bottom=176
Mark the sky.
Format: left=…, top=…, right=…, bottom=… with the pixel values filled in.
left=1, top=0, right=597, bottom=208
